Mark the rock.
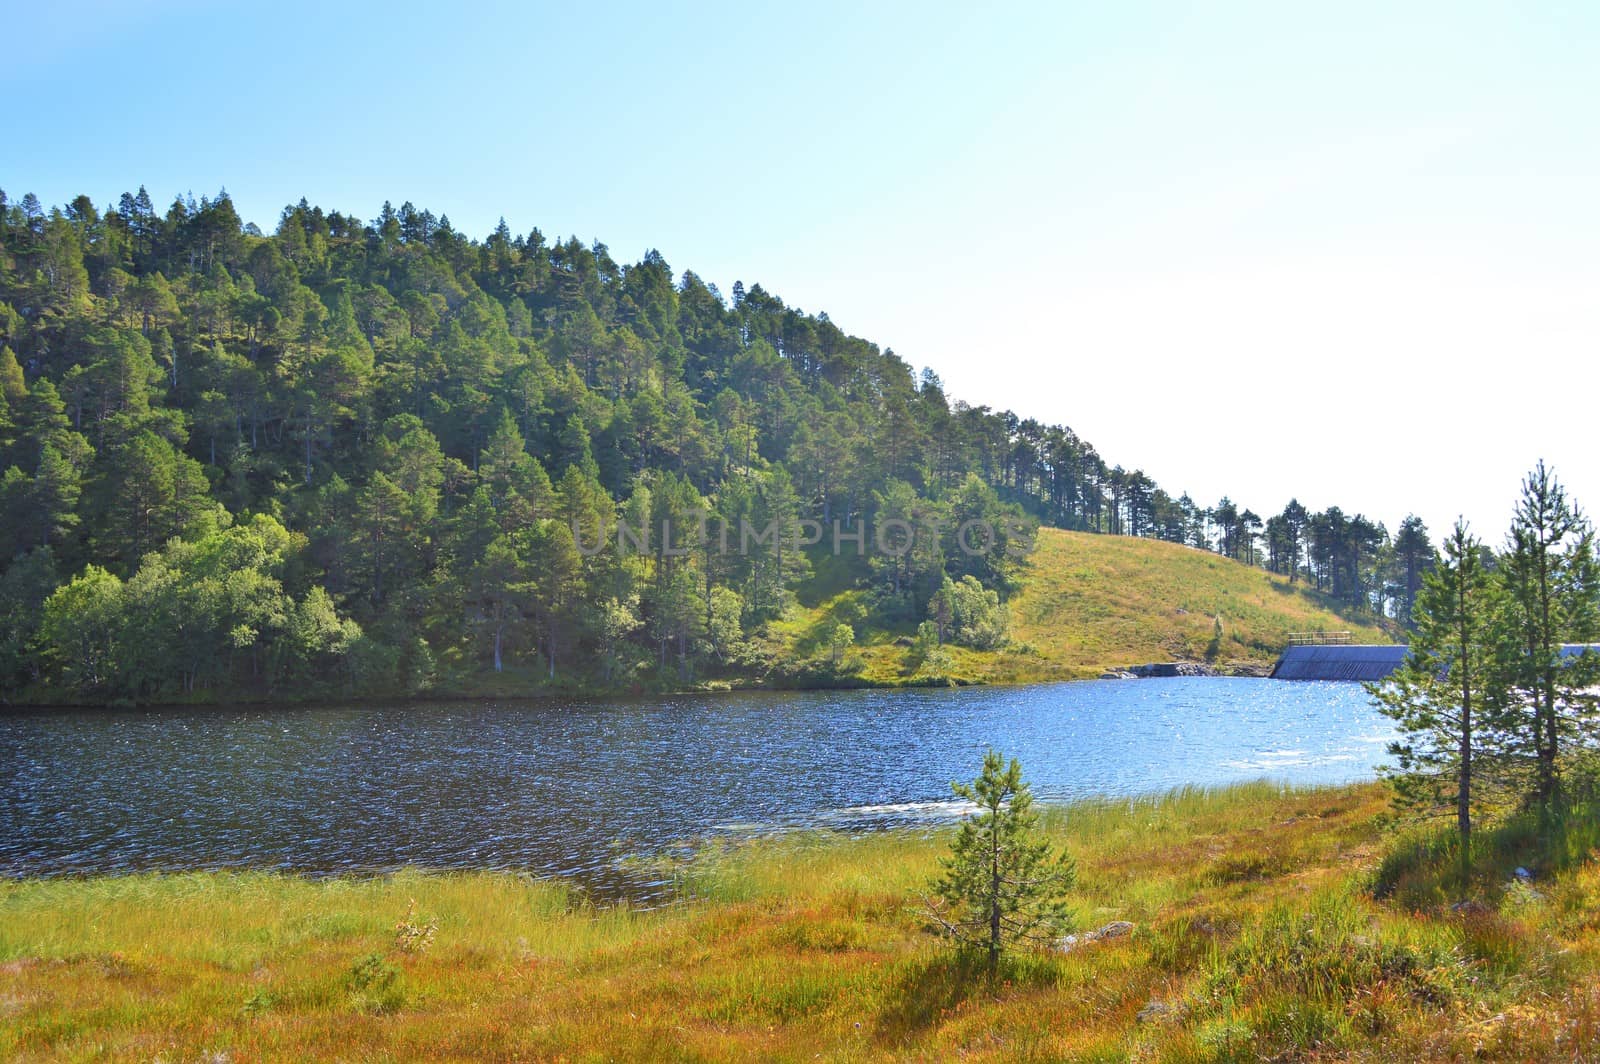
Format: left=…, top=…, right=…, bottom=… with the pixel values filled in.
left=1137, top=1000, right=1180, bottom=1024
left=1099, top=670, right=1137, bottom=680
left=1129, top=662, right=1216, bottom=678
left=1515, top=866, right=1533, bottom=880
left=1056, top=921, right=1136, bottom=952
left=1451, top=900, right=1492, bottom=916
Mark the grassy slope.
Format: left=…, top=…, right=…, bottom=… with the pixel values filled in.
left=6, top=783, right=1599, bottom=1061
left=769, top=529, right=1398, bottom=687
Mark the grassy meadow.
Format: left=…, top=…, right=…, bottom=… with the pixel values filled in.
left=6, top=781, right=1600, bottom=1061
left=768, top=528, right=1398, bottom=688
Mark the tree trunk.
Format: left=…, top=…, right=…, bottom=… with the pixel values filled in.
left=1457, top=570, right=1473, bottom=854
left=988, top=810, right=1002, bottom=976
left=1537, top=548, right=1557, bottom=808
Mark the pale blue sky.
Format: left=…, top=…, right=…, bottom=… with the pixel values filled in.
left=8, top=1, right=1599, bottom=540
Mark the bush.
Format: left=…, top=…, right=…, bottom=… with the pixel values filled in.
left=929, top=574, right=1010, bottom=650
left=346, top=951, right=406, bottom=1014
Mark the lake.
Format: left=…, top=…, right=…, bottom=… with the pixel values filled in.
left=0, top=678, right=1390, bottom=897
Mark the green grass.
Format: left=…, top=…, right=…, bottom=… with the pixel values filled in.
left=768, top=529, right=1398, bottom=688
left=8, top=781, right=1599, bottom=1061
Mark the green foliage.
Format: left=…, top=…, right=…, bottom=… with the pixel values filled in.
left=929, top=573, right=1010, bottom=649
left=346, top=951, right=406, bottom=1014
left=36, top=517, right=360, bottom=699
left=0, top=548, right=58, bottom=689
left=909, top=620, right=953, bottom=681
left=1364, top=466, right=1600, bottom=911
left=0, top=186, right=1431, bottom=702
left=929, top=751, right=1076, bottom=975
left=88, top=430, right=217, bottom=570
left=1368, top=520, right=1512, bottom=851
left=40, top=564, right=125, bottom=693
left=1499, top=461, right=1600, bottom=808
left=826, top=621, right=854, bottom=667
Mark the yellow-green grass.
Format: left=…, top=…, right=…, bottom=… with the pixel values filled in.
left=7, top=782, right=1599, bottom=1061
left=772, top=529, right=1397, bottom=687
left=1003, top=530, right=1396, bottom=675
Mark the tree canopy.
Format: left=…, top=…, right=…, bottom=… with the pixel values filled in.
left=0, top=186, right=1427, bottom=702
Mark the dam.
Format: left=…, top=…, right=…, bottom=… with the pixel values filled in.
left=1270, top=642, right=1409, bottom=681
left=1271, top=636, right=1600, bottom=681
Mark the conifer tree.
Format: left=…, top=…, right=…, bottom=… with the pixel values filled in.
left=929, top=751, right=1075, bottom=976
left=1500, top=462, right=1600, bottom=810
left=1368, top=520, right=1509, bottom=856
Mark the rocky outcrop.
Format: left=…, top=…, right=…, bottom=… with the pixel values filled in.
left=1103, top=661, right=1273, bottom=679
left=1127, top=662, right=1216, bottom=678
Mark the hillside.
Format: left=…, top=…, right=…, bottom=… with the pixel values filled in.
left=1, top=190, right=1416, bottom=706
left=769, top=528, right=1397, bottom=687
left=1007, top=529, right=1397, bottom=672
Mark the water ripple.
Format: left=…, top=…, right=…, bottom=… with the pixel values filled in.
left=0, top=678, right=1390, bottom=897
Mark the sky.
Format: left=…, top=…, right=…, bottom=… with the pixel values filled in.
left=7, top=0, right=1598, bottom=541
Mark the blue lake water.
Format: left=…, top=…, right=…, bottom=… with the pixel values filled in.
left=0, top=678, right=1390, bottom=896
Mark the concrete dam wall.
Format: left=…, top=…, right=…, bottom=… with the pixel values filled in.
left=1271, top=642, right=1600, bottom=681
left=1270, top=644, right=1408, bottom=681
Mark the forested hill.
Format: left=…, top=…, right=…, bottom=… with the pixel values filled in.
left=0, top=188, right=1416, bottom=703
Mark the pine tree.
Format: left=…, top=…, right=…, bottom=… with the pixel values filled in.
left=89, top=431, right=214, bottom=569
left=529, top=520, right=582, bottom=679
left=929, top=751, right=1075, bottom=976
left=0, top=345, right=25, bottom=408
left=1500, top=462, right=1600, bottom=810
left=1392, top=515, right=1435, bottom=623
left=1368, top=521, right=1509, bottom=858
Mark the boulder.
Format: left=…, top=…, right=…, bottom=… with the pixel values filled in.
left=1056, top=920, right=1136, bottom=952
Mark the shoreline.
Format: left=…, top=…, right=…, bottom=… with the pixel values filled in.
left=0, top=657, right=1287, bottom=712
left=0, top=776, right=1370, bottom=888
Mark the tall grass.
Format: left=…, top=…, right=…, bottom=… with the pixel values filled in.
left=6, top=780, right=1600, bottom=1061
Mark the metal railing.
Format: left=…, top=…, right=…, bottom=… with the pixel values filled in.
left=1285, top=631, right=1353, bottom=646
